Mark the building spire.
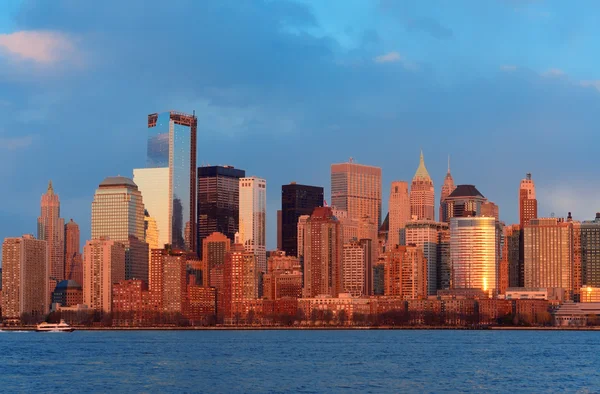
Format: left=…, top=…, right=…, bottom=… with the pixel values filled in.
left=447, top=155, right=451, bottom=174
left=47, top=180, right=54, bottom=196
left=413, top=149, right=431, bottom=180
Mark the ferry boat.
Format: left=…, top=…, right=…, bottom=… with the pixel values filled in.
left=36, top=320, right=74, bottom=332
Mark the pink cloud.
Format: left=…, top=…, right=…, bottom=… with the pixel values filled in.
left=0, top=30, right=76, bottom=64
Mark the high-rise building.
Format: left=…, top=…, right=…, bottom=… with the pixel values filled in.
left=91, top=176, right=148, bottom=282
left=331, top=159, right=382, bottom=226
left=202, top=232, right=231, bottom=288
left=481, top=202, right=500, bottom=220
left=148, top=248, right=188, bottom=313
left=303, top=207, right=343, bottom=298
left=144, top=212, right=159, bottom=251
left=524, top=218, right=573, bottom=297
left=580, top=215, right=600, bottom=286
left=263, top=251, right=302, bottom=300
left=134, top=111, right=197, bottom=252
left=405, top=220, right=449, bottom=296
left=64, top=219, right=82, bottom=285
left=373, top=258, right=385, bottom=296
left=410, top=151, right=435, bottom=221
left=37, top=181, right=65, bottom=288
left=388, top=181, right=410, bottom=247
left=281, top=183, right=324, bottom=257
left=83, top=239, right=126, bottom=312
left=239, top=177, right=267, bottom=273
left=443, top=185, right=487, bottom=220
left=570, top=216, right=582, bottom=302
left=342, top=240, right=367, bottom=297
left=383, top=245, right=427, bottom=299
left=519, top=173, right=537, bottom=227
left=277, top=210, right=282, bottom=251
left=450, top=216, right=498, bottom=297
left=1, top=235, right=49, bottom=321
left=223, top=243, right=260, bottom=318
left=197, top=166, right=245, bottom=257
left=439, top=157, right=456, bottom=223
left=503, top=224, right=521, bottom=288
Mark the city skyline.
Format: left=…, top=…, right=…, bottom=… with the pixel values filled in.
left=2, top=2, right=600, bottom=255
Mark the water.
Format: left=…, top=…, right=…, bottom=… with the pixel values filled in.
left=1, top=330, right=598, bottom=393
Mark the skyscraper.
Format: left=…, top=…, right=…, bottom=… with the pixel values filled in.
left=481, top=202, right=500, bottom=219
left=1, top=235, right=49, bottom=321
left=83, top=238, right=125, bottom=312
left=239, top=177, right=267, bottom=273
left=580, top=214, right=600, bottom=287
left=64, top=219, right=82, bottom=285
left=197, top=165, right=245, bottom=257
left=524, top=218, right=573, bottom=297
left=439, top=157, right=456, bottom=223
left=503, top=224, right=521, bottom=288
left=91, top=176, right=148, bottom=282
left=223, top=243, right=260, bottom=319
left=281, top=183, right=324, bottom=257
left=331, top=159, right=382, bottom=226
left=303, top=207, right=343, bottom=298
left=37, top=181, right=65, bottom=287
left=519, top=173, right=537, bottom=227
left=383, top=244, right=428, bottom=299
left=410, top=151, right=435, bottom=221
left=134, top=111, right=197, bottom=252
left=443, top=184, right=487, bottom=220
left=405, top=220, right=449, bottom=296
left=388, top=181, right=410, bottom=247
left=450, top=216, right=498, bottom=297
left=202, top=232, right=231, bottom=288
left=342, top=239, right=368, bottom=297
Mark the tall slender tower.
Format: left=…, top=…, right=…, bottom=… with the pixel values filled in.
left=331, top=159, right=382, bottom=226
left=38, top=181, right=65, bottom=289
left=439, top=157, right=456, bottom=223
left=134, top=111, right=197, bottom=253
left=410, top=151, right=435, bottom=221
left=91, top=176, right=148, bottom=282
left=239, top=177, right=267, bottom=273
left=519, top=173, right=537, bottom=227
left=64, top=219, right=83, bottom=285
left=303, top=207, right=343, bottom=298
left=281, top=183, right=324, bottom=257
left=388, top=181, right=410, bottom=247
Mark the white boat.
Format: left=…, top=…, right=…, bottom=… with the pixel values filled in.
left=36, top=320, right=74, bottom=332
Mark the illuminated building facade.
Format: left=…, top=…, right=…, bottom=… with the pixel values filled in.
left=83, top=239, right=126, bottom=312
left=239, top=177, right=267, bottom=273
left=331, top=160, right=382, bottom=226
left=450, top=216, right=498, bottom=297
left=410, top=151, right=435, bottom=221
left=382, top=244, right=427, bottom=299
left=38, top=181, right=64, bottom=288
left=405, top=220, right=449, bottom=295
left=388, top=181, right=410, bottom=246
left=281, top=183, right=323, bottom=257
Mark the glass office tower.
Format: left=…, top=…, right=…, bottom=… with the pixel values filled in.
left=135, top=111, right=197, bottom=253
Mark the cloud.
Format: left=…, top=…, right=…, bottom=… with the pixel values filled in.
left=0, top=30, right=76, bottom=64
left=541, top=68, right=565, bottom=77
left=0, top=135, right=34, bottom=150
left=500, top=65, right=518, bottom=72
left=580, top=80, right=600, bottom=92
left=374, top=51, right=401, bottom=63
left=374, top=51, right=418, bottom=70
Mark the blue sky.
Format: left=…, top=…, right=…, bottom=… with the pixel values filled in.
left=1, top=0, right=600, bottom=254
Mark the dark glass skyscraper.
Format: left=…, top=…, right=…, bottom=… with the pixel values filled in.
left=281, top=183, right=324, bottom=257
left=134, top=111, right=197, bottom=253
left=197, top=166, right=245, bottom=257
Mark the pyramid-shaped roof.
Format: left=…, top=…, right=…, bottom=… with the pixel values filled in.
left=413, top=150, right=431, bottom=180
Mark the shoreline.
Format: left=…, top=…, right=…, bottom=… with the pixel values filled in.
left=2, top=325, right=599, bottom=331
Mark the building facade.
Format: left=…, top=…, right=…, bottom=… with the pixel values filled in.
left=91, top=176, right=148, bottom=282
left=519, top=173, right=537, bottom=227
left=202, top=232, right=231, bottom=288
left=37, top=181, right=65, bottom=289
left=239, top=177, right=267, bottom=273
left=581, top=214, right=600, bottom=287
left=388, top=181, right=410, bottom=247
left=450, top=216, right=498, bottom=297
left=439, top=159, right=456, bottom=223
left=331, top=160, right=382, bottom=226
left=134, top=111, right=197, bottom=252
left=410, top=151, right=435, bottom=221
left=196, top=165, right=245, bottom=257
left=443, top=184, right=487, bottom=220
left=524, top=218, right=573, bottom=298
left=1, top=235, right=49, bottom=321
left=223, top=243, right=260, bottom=318
left=83, top=239, right=126, bottom=312
left=382, top=245, right=428, bottom=299
left=64, top=219, right=82, bottom=285
left=303, top=207, right=343, bottom=298
left=405, top=220, right=449, bottom=295
left=281, top=183, right=323, bottom=257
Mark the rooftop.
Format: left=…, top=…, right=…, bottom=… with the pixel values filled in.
left=99, top=176, right=137, bottom=188
left=54, top=280, right=82, bottom=291
left=447, top=184, right=485, bottom=199
left=413, top=150, right=431, bottom=180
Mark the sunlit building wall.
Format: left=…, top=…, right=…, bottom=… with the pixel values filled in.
left=450, top=216, right=498, bottom=297
left=388, top=181, right=410, bottom=246
left=410, top=151, right=435, bottom=221
left=239, top=177, right=267, bottom=273
left=405, top=220, right=449, bottom=295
